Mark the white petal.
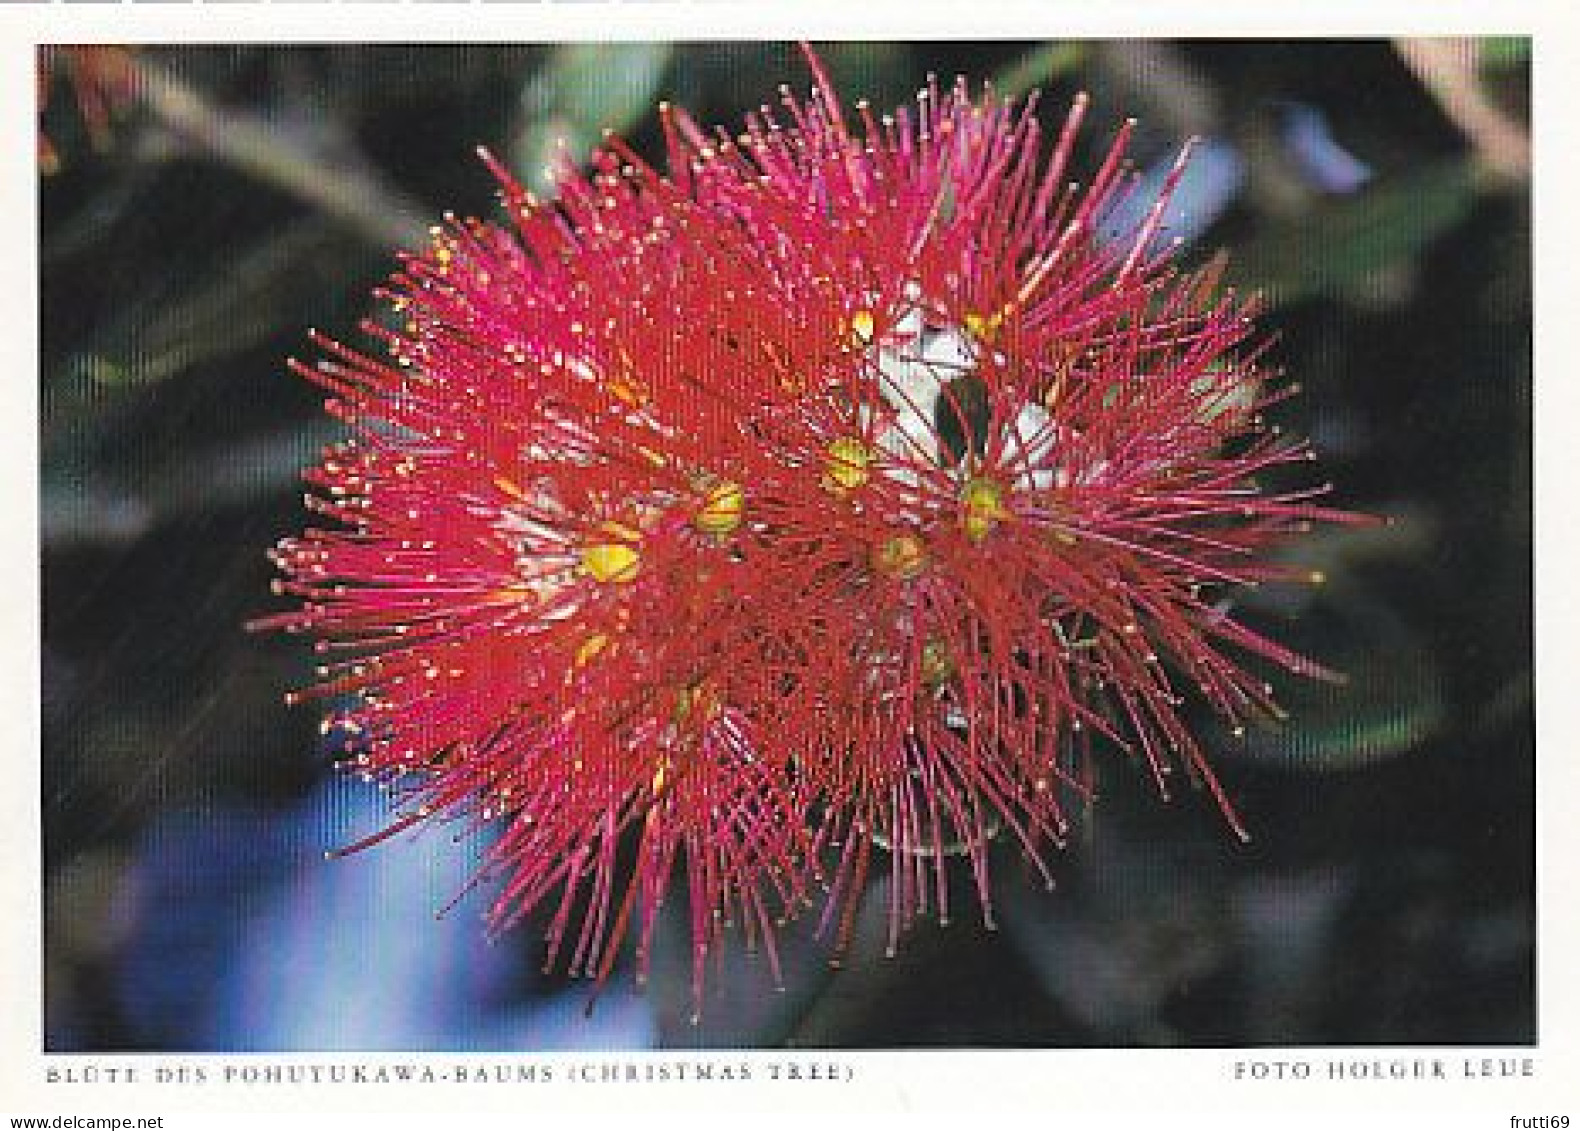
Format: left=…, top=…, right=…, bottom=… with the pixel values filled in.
left=921, top=328, right=975, bottom=374
left=1002, top=403, right=1062, bottom=491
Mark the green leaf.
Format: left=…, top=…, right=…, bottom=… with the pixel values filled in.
left=823, top=41, right=912, bottom=103
left=1478, top=36, right=1530, bottom=71
left=510, top=43, right=673, bottom=193
left=1190, top=369, right=1259, bottom=430
left=1217, top=597, right=1446, bottom=771
left=993, top=42, right=1088, bottom=102
left=1227, top=158, right=1479, bottom=306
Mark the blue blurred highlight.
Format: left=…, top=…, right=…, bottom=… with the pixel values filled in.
left=111, top=781, right=656, bottom=1051
left=1098, top=136, right=1246, bottom=252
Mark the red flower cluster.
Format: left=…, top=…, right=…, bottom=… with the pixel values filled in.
left=260, top=52, right=1365, bottom=1014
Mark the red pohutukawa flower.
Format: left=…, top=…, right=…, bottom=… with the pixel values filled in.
left=258, top=49, right=1370, bottom=1016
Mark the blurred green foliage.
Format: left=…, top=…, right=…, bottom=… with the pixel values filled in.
left=1228, top=157, right=1479, bottom=304
left=512, top=43, right=674, bottom=191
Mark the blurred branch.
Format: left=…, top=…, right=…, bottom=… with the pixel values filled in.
left=1091, top=40, right=1221, bottom=138
left=42, top=421, right=344, bottom=550
left=42, top=218, right=368, bottom=472
left=1394, top=38, right=1530, bottom=185
left=64, top=220, right=358, bottom=392
left=127, top=53, right=431, bottom=249
left=40, top=168, right=163, bottom=268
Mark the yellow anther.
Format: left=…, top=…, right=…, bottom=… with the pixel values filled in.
left=651, top=758, right=670, bottom=796
left=694, top=479, right=745, bottom=537
left=1308, top=569, right=1327, bottom=585
left=431, top=231, right=455, bottom=275
left=574, top=632, right=610, bottom=668
left=673, top=683, right=721, bottom=726
left=581, top=543, right=640, bottom=583
left=607, top=371, right=650, bottom=407
left=823, top=435, right=873, bottom=495
left=874, top=532, right=928, bottom=581
left=580, top=522, right=641, bottom=584
left=961, top=477, right=1010, bottom=543
left=963, top=308, right=1004, bottom=341
left=492, top=581, right=540, bottom=605
left=850, top=308, right=876, bottom=344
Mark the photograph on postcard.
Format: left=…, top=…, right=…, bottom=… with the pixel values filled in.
left=37, top=39, right=1531, bottom=1052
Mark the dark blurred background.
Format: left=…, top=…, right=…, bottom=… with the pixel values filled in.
left=38, top=40, right=1532, bottom=1051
